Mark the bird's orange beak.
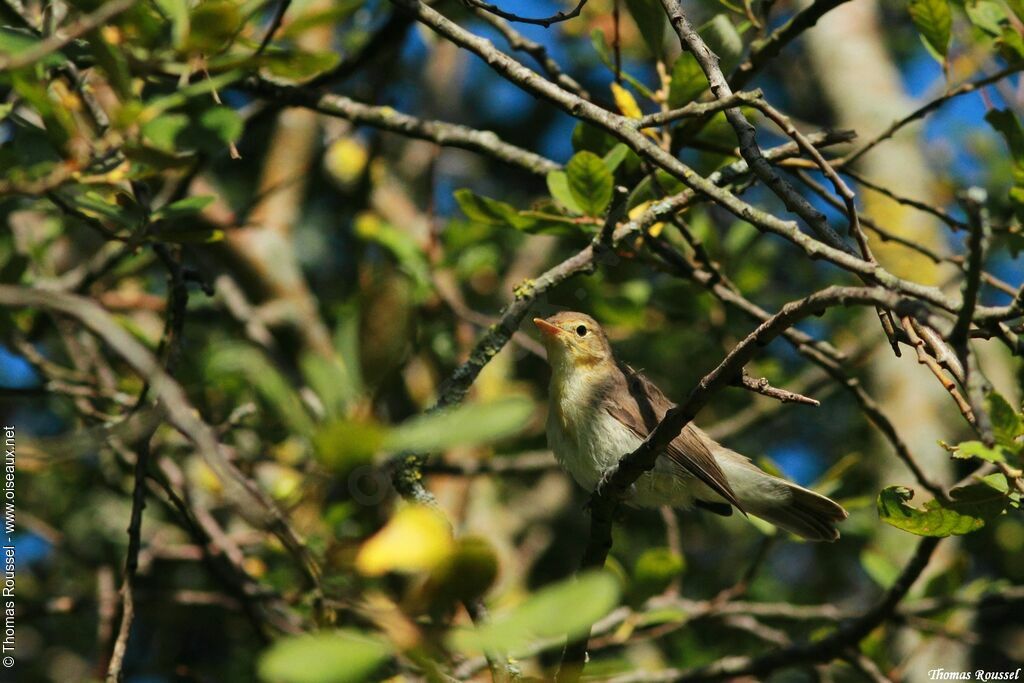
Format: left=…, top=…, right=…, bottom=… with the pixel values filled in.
left=533, top=318, right=563, bottom=338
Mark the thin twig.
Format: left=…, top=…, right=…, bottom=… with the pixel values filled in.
left=463, top=0, right=589, bottom=27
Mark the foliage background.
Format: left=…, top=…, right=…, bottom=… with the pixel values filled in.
left=2, top=0, right=1024, bottom=681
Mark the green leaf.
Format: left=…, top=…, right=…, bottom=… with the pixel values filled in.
left=878, top=484, right=1009, bottom=537
left=141, top=105, right=243, bottom=156
left=572, top=122, right=618, bottom=156
left=965, top=0, right=1008, bottom=36
left=955, top=440, right=1008, bottom=464
left=631, top=548, right=685, bottom=602
left=448, top=570, right=620, bottom=656
left=280, top=0, right=363, bottom=39
left=353, top=213, right=432, bottom=297
left=669, top=53, right=710, bottom=108
left=258, top=630, right=391, bottom=683
left=625, top=0, right=667, bottom=57
left=152, top=195, right=215, bottom=222
left=908, top=0, right=952, bottom=59
left=386, top=397, right=534, bottom=452
left=300, top=353, right=358, bottom=421
left=603, top=144, right=629, bottom=173
left=0, top=28, right=65, bottom=67
left=700, top=14, right=744, bottom=73
left=546, top=171, right=584, bottom=214
left=455, top=189, right=528, bottom=227
left=987, top=391, right=1023, bottom=449
left=153, top=0, right=190, bottom=49
left=860, top=547, right=900, bottom=587
left=566, top=151, right=613, bottom=216
left=206, top=343, right=315, bottom=437
left=262, top=49, right=341, bottom=81
left=153, top=226, right=225, bottom=243
left=186, top=0, right=243, bottom=53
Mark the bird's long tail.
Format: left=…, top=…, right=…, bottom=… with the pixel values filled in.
left=717, top=449, right=848, bottom=542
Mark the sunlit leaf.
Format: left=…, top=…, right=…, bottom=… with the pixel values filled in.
left=566, top=151, right=613, bottom=216
left=386, top=396, right=534, bottom=452
left=878, top=484, right=1009, bottom=537
left=546, top=171, right=584, bottom=215
left=964, top=0, right=1008, bottom=36
left=908, top=0, right=951, bottom=59
left=611, top=82, right=643, bottom=120
left=954, top=440, right=1008, bottom=464
left=258, top=630, right=391, bottom=683
left=355, top=504, right=454, bottom=576
left=447, top=570, right=621, bottom=656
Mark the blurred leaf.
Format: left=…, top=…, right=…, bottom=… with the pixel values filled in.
left=386, top=396, right=533, bottom=452
left=908, top=0, right=951, bottom=59
left=314, top=420, right=385, bottom=468
left=300, top=353, right=358, bottom=420
left=546, top=171, right=584, bottom=214
left=700, top=14, right=743, bottom=73
left=631, top=547, right=684, bottom=602
left=0, top=28, right=65, bottom=67
left=152, top=195, right=215, bottom=222
left=153, top=226, right=225, bottom=243
left=611, top=82, right=643, bottom=119
left=572, top=121, right=618, bottom=156
left=262, top=49, right=341, bottom=81
left=324, top=136, right=369, bottom=187
left=141, top=105, right=242, bottom=156
left=860, top=547, right=899, bottom=586
left=625, top=0, right=666, bottom=57
left=353, top=213, right=432, bottom=297
left=207, top=343, right=315, bottom=437
left=964, top=0, right=1008, bottom=36
left=878, top=484, right=1009, bottom=536
left=186, top=0, right=242, bottom=53
left=258, top=630, right=391, bottom=683
left=455, top=189, right=530, bottom=227
left=355, top=504, right=454, bottom=576
left=418, top=536, right=499, bottom=612
left=153, top=0, right=190, bottom=49
left=281, top=0, right=363, bottom=38
left=87, top=27, right=132, bottom=98
left=448, top=570, right=620, bottom=656
left=985, top=109, right=1024, bottom=162
left=669, top=53, right=709, bottom=108
left=566, top=151, right=613, bottom=216
left=603, top=144, right=629, bottom=173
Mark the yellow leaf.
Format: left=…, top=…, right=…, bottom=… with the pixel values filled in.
left=610, top=82, right=643, bottom=120
left=356, top=505, right=454, bottom=576
left=325, top=136, right=369, bottom=188
left=628, top=200, right=665, bottom=237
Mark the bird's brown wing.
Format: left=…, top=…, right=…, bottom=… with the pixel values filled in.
left=603, top=363, right=744, bottom=512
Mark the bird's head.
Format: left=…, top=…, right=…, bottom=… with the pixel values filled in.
left=533, top=312, right=613, bottom=372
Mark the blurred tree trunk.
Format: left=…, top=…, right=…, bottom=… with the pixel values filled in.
left=802, top=1, right=966, bottom=677
left=224, top=1, right=336, bottom=359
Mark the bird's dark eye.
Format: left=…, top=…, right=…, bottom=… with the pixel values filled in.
left=576, top=325, right=587, bottom=337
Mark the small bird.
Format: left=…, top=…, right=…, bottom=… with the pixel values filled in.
left=534, top=312, right=847, bottom=541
